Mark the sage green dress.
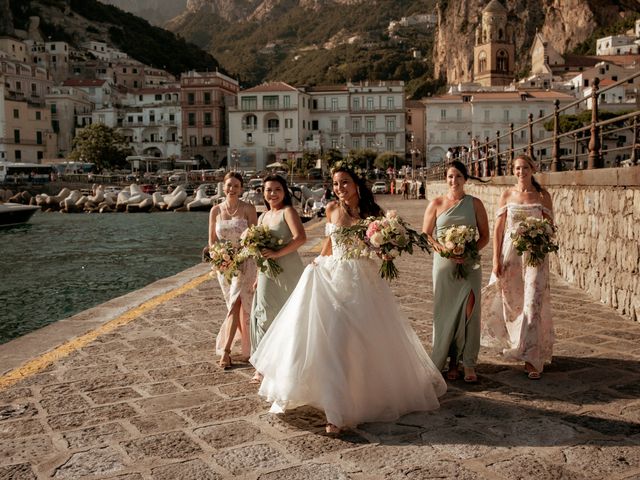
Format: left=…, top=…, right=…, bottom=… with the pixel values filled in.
left=431, top=195, right=482, bottom=371
left=250, top=209, right=304, bottom=352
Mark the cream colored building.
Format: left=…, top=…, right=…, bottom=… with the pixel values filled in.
left=46, top=86, right=93, bottom=158
left=228, top=80, right=407, bottom=171
left=0, top=59, right=55, bottom=163
left=424, top=89, right=576, bottom=166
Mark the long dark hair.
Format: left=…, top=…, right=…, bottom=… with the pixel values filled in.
left=514, top=154, right=543, bottom=193
left=223, top=171, right=244, bottom=186
left=331, top=164, right=383, bottom=218
left=447, top=160, right=488, bottom=183
left=262, top=174, right=293, bottom=210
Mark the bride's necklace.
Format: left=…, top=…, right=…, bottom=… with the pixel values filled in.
left=225, top=200, right=240, bottom=217
left=340, top=200, right=359, bottom=219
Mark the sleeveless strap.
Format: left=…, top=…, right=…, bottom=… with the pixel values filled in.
left=495, top=205, right=508, bottom=218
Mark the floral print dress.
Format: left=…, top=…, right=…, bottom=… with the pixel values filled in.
left=215, top=217, right=256, bottom=358
left=481, top=203, right=555, bottom=372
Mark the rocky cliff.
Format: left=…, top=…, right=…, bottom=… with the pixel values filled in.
left=434, top=0, right=637, bottom=83
left=0, top=0, right=14, bottom=36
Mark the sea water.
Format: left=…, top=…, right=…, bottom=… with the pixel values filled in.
left=0, top=211, right=209, bottom=344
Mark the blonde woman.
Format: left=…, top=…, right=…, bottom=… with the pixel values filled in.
left=482, top=154, right=555, bottom=379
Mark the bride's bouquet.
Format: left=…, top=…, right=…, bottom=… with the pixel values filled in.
left=207, top=241, right=244, bottom=283
left=335, top=210, right=430, bottom=280
left=239, top=224, right=284, bottom=278
left=511, top=216, right=558, bottom=267
left=438, top=224, right=480, bottom=279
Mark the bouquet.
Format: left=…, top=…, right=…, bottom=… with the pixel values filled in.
left=239, top=224, right=284, bottom=278
left=335, top=210, right=430, bottom=280
left=438, top=224, right=480, bottom=279
left=207, top=241, right=243, bottom=283
left=511, top=216, right=558, bottom=267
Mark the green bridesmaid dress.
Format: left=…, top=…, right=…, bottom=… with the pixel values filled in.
left=250, top=209, right=304, bottom=352
left=431, top=195, right=482, bottom=371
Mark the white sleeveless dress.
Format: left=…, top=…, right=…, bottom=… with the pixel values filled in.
left=250, top=223, right=446, bottom=428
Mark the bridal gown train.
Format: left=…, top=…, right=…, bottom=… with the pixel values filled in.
left=250, top=223, right=447, bottom=428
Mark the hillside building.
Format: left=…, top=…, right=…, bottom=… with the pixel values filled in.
left=46, top=85, right=93, bottom=158
left=228, top=80, right=406, bottom=171
left=180, top=70, right=239, bottom=168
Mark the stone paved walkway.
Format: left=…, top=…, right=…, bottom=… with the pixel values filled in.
left=1, top=197, right=639, bottom=479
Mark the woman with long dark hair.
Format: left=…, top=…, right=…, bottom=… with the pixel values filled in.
left=422, top=161, right=490, bottom=383
left=250, top=175, right=306, bottom=382
left=251, top=163, right=446, bottom=434
left=481, top=154, right=555, bottom=379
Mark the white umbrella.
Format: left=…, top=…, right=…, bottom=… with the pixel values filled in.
left=266, top=161, right=287, bottom=169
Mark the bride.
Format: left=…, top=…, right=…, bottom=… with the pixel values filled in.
left=250, top=163, right=446, bottom=434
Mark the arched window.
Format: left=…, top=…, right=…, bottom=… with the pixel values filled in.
left=497, top=50, right=508, bottom=72
left=478, top=51, right=487, bottom=73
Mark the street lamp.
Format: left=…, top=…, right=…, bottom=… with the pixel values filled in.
left=231, top=149, right=239, bottom=172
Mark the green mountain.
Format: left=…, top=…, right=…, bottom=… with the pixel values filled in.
left=167, top=0, right=440, bottom=97
left=8, top=0, right=223, bottom=76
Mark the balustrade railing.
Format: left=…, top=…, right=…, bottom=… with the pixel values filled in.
left=425, top=71, right=640, bottom=181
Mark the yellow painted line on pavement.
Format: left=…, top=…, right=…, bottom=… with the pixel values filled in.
left=0, top=273, right=211, bottom=392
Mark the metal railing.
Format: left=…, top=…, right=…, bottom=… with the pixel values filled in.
left=425, top=71, right=640, bottom=181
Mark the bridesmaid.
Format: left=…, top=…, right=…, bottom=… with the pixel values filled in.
left=250, top=175, right=306, bottom=382
left=422, top=161, right=489, bottom=383
left=481, top=154, right=555, bottom=379
left=208, top=172, right=258, bottom=369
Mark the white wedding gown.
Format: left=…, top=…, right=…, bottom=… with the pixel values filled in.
left=250, top=223, right=447, bottom=428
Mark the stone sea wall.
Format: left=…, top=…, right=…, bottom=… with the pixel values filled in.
left=426, top=167, right=640, bottom=322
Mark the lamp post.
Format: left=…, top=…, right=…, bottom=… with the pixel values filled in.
left=231, top=149, right=239, bottom=172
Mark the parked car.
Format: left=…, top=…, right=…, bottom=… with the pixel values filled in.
left=372, top=181, right=388, bottom=194
left=248, top=178, right=264, bottom=190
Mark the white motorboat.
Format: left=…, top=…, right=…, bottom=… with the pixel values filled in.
left=0, top=203, right=40, bottom=227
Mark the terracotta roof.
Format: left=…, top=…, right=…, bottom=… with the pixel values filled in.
left=598, top=79, right=616, bottom=86
left=525, top=90, right=575, bottom=100
left=242, top=82, right=298, bottom=93
left=305, top=85, right=348, bottom=92
left=62, top=78, right=109, bottom=87
left=596, top=54, right=640, bottom=67
left=405, top=99, right=426, bottom=108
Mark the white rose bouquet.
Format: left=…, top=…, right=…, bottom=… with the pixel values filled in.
left=207, top=241, right=244, bottom=283
left=511, top=216, right=558, bottom=267
left=438, top=224, right=480, bottom=279
left=239, top=224, right=284, bottom=278
left=335, top=210, right=430, bottom=280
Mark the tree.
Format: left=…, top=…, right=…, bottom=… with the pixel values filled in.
left=69, top=123, right=132, bottom=172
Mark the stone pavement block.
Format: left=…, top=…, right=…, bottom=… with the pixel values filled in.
left=389, top=460, right=486, bottom=480
left=217, top=380, right=261, bottom=399
left=0, top=418, right=44, bottom=440
left=561, top=442, right=640, bottom=477
left=48, top=403, right=138, bottom=431
left=212, top=443, right=289, bottom=475
left=136, top=382, right=180, bottom=396
left=0, top=402, right=37, bottom=421
left=150, top=459, right=222, bottom=480
left=176, top=371, right=247, bottom=390
left=184, top=397, right=264, bottom=424
left=147, top=362, right=219, bottom=381
left=339, top=445, right=438, bottom=477
left=129, top=411, right=188, bottom=435
left=484, top=452, right=590, bottom=480
left=73, top=373, right=149, bottom=393
left=62, top=422, right=130, bottom=449
left=0, top=463, right=36, bottom=480
left=40, top=393, right=91, bottom=414
left=52, top=446, right=128, bottom=479
left=0, top=388, right=31, bottom=404
left=561, top=410, right=640, bottom=437
left=420, top=426, right=508, bottom=460
left=278, top=431, right=368, bottom=461
left=0, top=436, right=52, bottom=465
left=87, top=387, right=143, bottom=405
left=194, top=420, right=265, bottom=449
left=121, top=431, right=202, bottom=462
left=258, top=408, right=327, bottom=436
left=134, top=389, right=218, bottom=414
left=258, top=463, right=351, bottom=480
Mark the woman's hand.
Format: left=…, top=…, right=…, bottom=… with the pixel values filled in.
left=450, top=255, right=465, bottom=265
left=431, top=241, right=445, bottom=255
left=252, top=279, right=258, bottom=291
left=260, top=248, right=278, bottom=259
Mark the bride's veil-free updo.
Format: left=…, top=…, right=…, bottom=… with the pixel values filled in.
left=331, top=160, right=383, bottom=218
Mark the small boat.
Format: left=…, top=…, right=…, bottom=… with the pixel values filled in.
left=0, top=202, right=40, bottom=227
